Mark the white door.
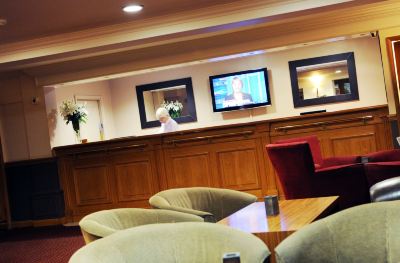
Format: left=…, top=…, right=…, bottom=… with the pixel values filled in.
left=77, top=99, right=102, bottom=143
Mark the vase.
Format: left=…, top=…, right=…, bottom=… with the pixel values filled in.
left=74, top=130, right=81, bottom=143
left=72, top=120, right=81, bottom=143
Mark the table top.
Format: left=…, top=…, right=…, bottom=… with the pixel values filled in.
left=217, top=196, right=338, bottom=233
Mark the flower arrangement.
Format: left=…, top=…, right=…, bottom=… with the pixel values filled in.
left=59, top=100, right=88, bottom=141
left=161, top=100, right=183, bottom=118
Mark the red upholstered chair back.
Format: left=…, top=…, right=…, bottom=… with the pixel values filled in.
left=266, top=142, right=315, bottom=199
left=365, top=149, right=400, bottom=163
left=275, top=135, right=323, bottom=167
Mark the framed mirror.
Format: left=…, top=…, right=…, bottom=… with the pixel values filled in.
left=289, top=52, right=359, bottom=108
left=136, top=77, right=197, bottom=129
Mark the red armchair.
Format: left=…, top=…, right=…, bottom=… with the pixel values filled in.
left=266, top=141, right=370, bottom=210
left=364, top=162, right=400, bottom=187
left=364, top=149, right=400, bottom=162
left=275, top=135, right=359, bottom=169
left=362, top=149, right=400, bottom=187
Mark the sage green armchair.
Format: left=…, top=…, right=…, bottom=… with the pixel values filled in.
left=79, top=208, right=203, bottom=244
left=70, top=222, right=270, bottom=263
left=149, top=187, right=258, bottom=222
left=275, top=201, right=400, bottom=263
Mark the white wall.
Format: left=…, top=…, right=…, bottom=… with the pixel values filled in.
left=0, top=73, right=51, bottom=162
left=44, top=81, right=116, bottom=147
left=109, top=36, right=387, bottom=137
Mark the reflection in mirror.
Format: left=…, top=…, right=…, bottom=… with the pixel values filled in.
left=136, top=77, right=197, bottom=129
left=143, top=85, right=188, bottom=121
left=297, top=60, right=350, bottom=100
left=289, top=52, right=359, bottom=108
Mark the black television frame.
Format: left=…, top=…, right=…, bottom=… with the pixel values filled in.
left=209, top=68, right=271, bottom=113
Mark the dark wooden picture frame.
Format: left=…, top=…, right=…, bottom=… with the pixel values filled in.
left=289, top=52, right=359, bottom=108
left=136, top=77, right=197, bottom=129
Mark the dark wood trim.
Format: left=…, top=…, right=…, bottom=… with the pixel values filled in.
left=388, top=114, right=397, bottom=121
left=386, top=36, right=400, bottom=135
left=70, top=143, right=148, bottom=158
left=4, top=157, right=56, bottom=167
left=274, top=115, right=374, bottom=132
left=10, top=218, right=66, bottom=228
left=164, top=131, right=254, bottom=144
left=0, top=136, right=11, bottom=229
left=289, top=52, right=359, bottom=108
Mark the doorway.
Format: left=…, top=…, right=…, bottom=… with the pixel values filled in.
left=75, top=96, right=104, bottom=143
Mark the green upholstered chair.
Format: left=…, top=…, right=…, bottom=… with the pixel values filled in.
left=79, top=208, right=203, bottom=244
left=275, top=201, right=400, bottom=263
left=70, top=222, right=270, bottom=263
left=149, top=187, right=258, bottom=222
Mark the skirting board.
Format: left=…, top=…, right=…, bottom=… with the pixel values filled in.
left=11, top=218, right=66, bottom=228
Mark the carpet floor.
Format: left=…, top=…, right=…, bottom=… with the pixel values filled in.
left=0, top=225, right=84, bottom=263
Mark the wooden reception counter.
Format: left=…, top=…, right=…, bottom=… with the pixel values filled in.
left=53, top=105, right=393, bottom=222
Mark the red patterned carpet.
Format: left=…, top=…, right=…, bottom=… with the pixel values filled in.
left=0, top=225, right=84, bottom=263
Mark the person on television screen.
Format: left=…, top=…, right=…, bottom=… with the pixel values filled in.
left=223, top=77, right=253, bottom=107
left=156, top=107, right=179, bottom=133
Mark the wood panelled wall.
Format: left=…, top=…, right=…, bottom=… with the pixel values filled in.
left=54, top=105, right=392, bottom=222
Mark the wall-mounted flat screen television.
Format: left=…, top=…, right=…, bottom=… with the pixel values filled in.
left=209, top=68, right=271, bottom=112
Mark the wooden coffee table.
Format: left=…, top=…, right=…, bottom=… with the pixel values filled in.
left=217, top=196, right=338, bottom=262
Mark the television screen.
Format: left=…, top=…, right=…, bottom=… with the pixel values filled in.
left=209, top=68, right=271, bottom=112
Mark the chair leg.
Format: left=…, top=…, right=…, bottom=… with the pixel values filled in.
left=81, top=229, right=101, bottom=244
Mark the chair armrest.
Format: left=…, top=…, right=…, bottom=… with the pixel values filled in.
left=365, top=149, right=400, bottom=162
left=315, top=163, right=356, bottom=173
left=321, top=156, right=359, bottom=168
left=150, top=195, right=211, bottom=219
left=79, top=220, right=116, bottom=239
left=155, top=206, right=211, bottom=219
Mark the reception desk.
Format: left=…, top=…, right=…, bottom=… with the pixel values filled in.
left=53, top=105, right=393, bottom=222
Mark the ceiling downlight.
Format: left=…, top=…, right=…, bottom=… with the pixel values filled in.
left=123, top=4, right=143, bottom=13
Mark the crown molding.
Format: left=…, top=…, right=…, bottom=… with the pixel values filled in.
left=27, top=5, right=400, bottom=86
left=0, top=0, right=383, bottom=66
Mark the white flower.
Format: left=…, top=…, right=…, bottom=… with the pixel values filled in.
left=59, top=100, right=88, bottom=125
left=174, top=100, right=183, bottom=109
left=160, top=100, right=183, bottom=113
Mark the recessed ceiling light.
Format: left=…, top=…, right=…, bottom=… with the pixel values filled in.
left=0, top=18, right=7, bottom=26
left=123, top=4, right=143, bottom=13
